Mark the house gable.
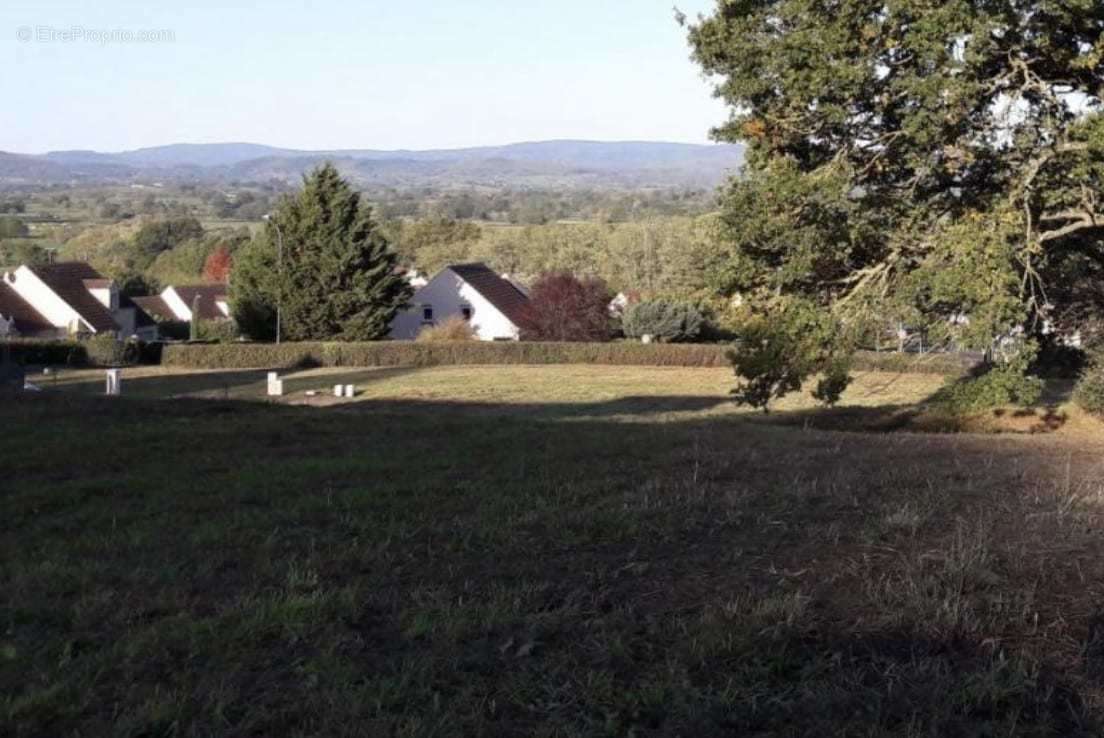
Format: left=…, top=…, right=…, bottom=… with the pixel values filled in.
left=390, top=263, right=529, bottom=341
left=4, top=266, right=95, bottom=335
left=23, top=263, right=120, bottom=334
left=162, top=285, right=230, bottom=322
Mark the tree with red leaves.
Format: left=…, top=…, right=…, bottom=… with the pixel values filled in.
left=202, top=246, right=233, bottom=283
left=517, top=272, right=613, bottom=342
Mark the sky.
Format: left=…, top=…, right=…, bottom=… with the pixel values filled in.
left=1, top=0, right=728, bottom=154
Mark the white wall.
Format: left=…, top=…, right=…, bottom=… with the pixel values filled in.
left=160, top=287, right=193, bottom=321
left=390, top=268, right=520, bottom=341
left=4, top=267, right=91, bottom=334
left=88, top=286, right=118, bottom=311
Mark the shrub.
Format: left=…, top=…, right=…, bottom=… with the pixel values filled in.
left=195, top=319, right=239, bottom=343
left=1074, top=353, right=1104, bottom=415
left=416, top=317, right=475, bottom=343
left=621, top=299, right=705, bottom=343
left=517, top=273, right=614, bottom=342
left=82, top=335, right=149, bottom=367
left=933, top=350, right=1044, bottom=414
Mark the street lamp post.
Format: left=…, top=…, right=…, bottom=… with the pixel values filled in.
left=263, top=214, right=284, bottom=345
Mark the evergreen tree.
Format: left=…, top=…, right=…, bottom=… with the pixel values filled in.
left=232, top=163, right=412, bottom=341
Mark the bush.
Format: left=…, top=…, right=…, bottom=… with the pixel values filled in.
left=416, top=317, right=475, bottom=343
left=1074, top=353, right=1104, bottom=415
left=195, top=319, right=239, bottom=343
left=933, top=356, right=1044, bottom=414
left=621, top=300, right=705, bottom=343
left=82, top=335, right=155, bottom=367
left=517, top=273, right=614, bottom=342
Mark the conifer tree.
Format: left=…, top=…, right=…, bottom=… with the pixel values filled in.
left=232, top=163, right=412, bottom=341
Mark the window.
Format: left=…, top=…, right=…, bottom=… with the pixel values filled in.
left=422, top=305, right=433, bottom=321
left=460, top=306, right=472, bottom=321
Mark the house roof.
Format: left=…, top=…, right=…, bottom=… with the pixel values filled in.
left=27, top=262, right=118, bottom=333
left=172, top=285, right=229, bottom=321
left=131, top=295, right=176, bottom=322
left=0, top=279, right=52, bottom=334
left=448, top=263, right=530, bottom=326
left=120, top=294, right=158, bottom=328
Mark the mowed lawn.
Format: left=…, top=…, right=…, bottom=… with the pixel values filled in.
left=5, top=365, right=1104, bottom=736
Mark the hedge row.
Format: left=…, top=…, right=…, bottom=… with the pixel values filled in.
left=0, top=339, right=89, bottom=366
left=162, top=340, right=981, bottom=375
left=162, top=341, right=732, bottom=369
left=0, top=338, right=165, bottom=367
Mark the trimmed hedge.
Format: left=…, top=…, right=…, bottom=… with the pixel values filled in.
left=163, top=341, right=731, bottom=369
left=1, top=338, right=167, bottom=368
left=0, top=339, right=89, bottom=366
left=162, top=340, right=983, bottom=374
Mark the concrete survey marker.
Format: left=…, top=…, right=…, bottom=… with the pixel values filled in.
left=267, top=372, right=284, bottom=397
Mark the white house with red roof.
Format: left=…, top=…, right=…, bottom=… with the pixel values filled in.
left=143, top=284, right=231, bottom=323
left=390, top=263, right=530, bottom=341
left=0, top=262, right=158, bottom=340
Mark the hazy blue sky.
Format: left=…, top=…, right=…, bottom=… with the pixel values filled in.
left=2, top=1, right=727, bottom=154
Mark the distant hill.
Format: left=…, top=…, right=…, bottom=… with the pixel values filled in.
left=4, top=140, right=744, bottom=189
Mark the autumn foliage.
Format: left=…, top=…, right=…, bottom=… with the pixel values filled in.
left=202, top=246, right=233, bottom=283
left=517, top=272, right=613, bottom=342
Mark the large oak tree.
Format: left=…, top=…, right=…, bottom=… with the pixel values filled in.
left=686, top=1, right=1104, bottom=404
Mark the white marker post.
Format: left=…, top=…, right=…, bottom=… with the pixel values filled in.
left=267, top=372, right=284, bottom=397
left=105, top=369, right=121, bottom=396
left=344, top=384, right=356, bottom=398
left=334, top=384, right=343, bottom=398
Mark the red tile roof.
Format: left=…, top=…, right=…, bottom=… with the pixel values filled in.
left=27, top=262, right=118, bottom=333
left=172, top=285, right=229, bottom=321
left=448, top=263, right=530, bottom=326
left=0, top=279, right=52, bottom=335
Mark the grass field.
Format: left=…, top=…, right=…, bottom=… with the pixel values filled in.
left=27, top=365, right=947, bottom=418
left=5, top=365, right=1104, bottom=736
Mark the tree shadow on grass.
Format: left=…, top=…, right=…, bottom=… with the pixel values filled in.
left=5, top=392, right=1104, bottom=736
left=325, top=394, right=732, bottom=420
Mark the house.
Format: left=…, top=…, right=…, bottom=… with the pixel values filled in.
left=0, top=279, right=52, bottom=337
left=153, top=284, right=232, bottom=323
left=390, top=263, right=530, bottom=341
left=0, top=262, right=159, bottom=340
